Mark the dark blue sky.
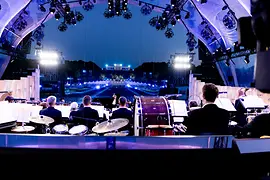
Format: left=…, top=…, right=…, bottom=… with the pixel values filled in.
left=31, top=4, right=193, bottom=68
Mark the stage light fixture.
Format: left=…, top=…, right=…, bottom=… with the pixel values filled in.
left=185, top=12, right=190, bottom=19
left=149, top=17, right=158, bottom=27
left=171, top=19, right=176, bottom=26
left=175, top=15, right=181, bottom=21
left=171, top=0, right=176, bottom=7
left=140, top=4, right=152, bottom=16
left=197, top=0, right=207, bottom=4
left=225, top=59, right=230, bottom=66
left=76, top=12, right=84, bottom=22
left=38, top=5, right=46, bottom=12
left=65, top=4, right=70, bottom=13
left=55, top=12, right=61, bottom=20
left=83, top=1, right=94, bottom=11
left=222, top=5, right=228, bottom=10
left=165, top=28, right=174, bottom=38
left=58, top=22, right=68, bottom=32
left=49, top=7, right=56, bottom=14
left=123, top=11, right=132, bottom=19
left=244, top=55, right=250, bottom=64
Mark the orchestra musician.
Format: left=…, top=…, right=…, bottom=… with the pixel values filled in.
left=111, top=96, right=133, bottom=135
left=5, top=91, right=14, bottom=103
left=69, top=102, right=78, bottom=121
left=242, top=113, right=270, bottom=138
left=234, top=88, right=248, bottom=126
left=39, top=96, right=62, bottom=127
left=184, top=83, right=230, bottom=135
left=75, top=95, right=99, bottom=128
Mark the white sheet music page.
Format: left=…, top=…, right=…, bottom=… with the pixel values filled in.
left=240, top=95, right=265, bottom=109
left=168, top=100, right=188, bottom=117
left=215, top=98, right=236, bottom=112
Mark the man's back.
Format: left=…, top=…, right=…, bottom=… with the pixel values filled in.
left=244, top=113, right=270, bottom=138
left=111, top=108, right=133, bottom=121
left=76, top=107, right=99, bottom=128
left=39, top=107, right=62, bottom=126
left=185, top=104, right=230, bottom=135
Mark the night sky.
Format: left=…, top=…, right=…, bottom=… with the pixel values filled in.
left=30, top=4, right=199, bottom=68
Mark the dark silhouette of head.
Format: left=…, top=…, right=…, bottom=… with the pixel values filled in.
left=83, top=95, right=92, bottom=106
left=119, top=96, right=127, bottom=107
left=202, top=83, right=219, bottom=103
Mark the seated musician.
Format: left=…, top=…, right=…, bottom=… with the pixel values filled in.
left=111, top=96, right=133, bottom=135
left=184, top=83, right=230, bottom=135
left=234, top=88, right=248, bottom=126
left=242, top=113, right=270, bottom=138
left=39, top=96, right=62, bottom=126
left=69, top=102, right=78, bottom=121
left=75, top=95, right=99, bottom=128
left=188, top=101, right=200, bottom=111
left=5, top=91, right=14, bottom=103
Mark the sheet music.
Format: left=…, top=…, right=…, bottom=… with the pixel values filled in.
left=214, top=98, right=236, bottom=112
left=168, top=100, right=188, bottom=117
left=55, top=106, right=70, bottom=118
left=91, top=105, right=105, bottom=118
left=240, top=95, right=265, bottom=109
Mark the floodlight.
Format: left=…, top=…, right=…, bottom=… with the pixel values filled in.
left=174, top=63, right=191, bottom=69
left=174, top=55, right=190, bottom=63
left=39, top=51, right=59, bottom=60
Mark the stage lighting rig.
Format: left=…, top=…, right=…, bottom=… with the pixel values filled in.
left=148, top=0, right=188, bottom=38
left=104, top=0, right=132, bottom=19
left=140, top=3, right=153, bottom=16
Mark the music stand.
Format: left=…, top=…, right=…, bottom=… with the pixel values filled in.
left=168, top=100, right=188, bottom=123
left=240, top=95, right=266, bottom=109
left=214, top=98, right=236, bottom=112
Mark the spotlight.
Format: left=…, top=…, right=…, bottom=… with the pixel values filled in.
left=49, top=7, right=56, bottom=14
left=197, top=0, right=207, bottom=4
left=185, top=12, right=190, bottom=19
left=55, top=12, right=61, bottom=20
left=171, top=19, right=176, bottom=26
left=225, top=59, right=230, bottom=66
left=149, top=17, right=158, bottom=27
left=123, top=11, right=132, bottom=20
left=83, top=1, right=94, bottom=11
left=175, top=15, right=181, bottom=21
left=165, top=28, right=174, bottom=38
left=244, top=55, right=250, bottom=64
left=76, top=12, right=84, bottom=22
left=140, top=4, right=152, bottom=16
left=38, top=5, right=46, bottom=12
left=60, top=0, right=67, bottom=3
left=222, top=5, right=228, bottom=10
left=171, top=0, right=176, bottom=7
left=162, top=12, right=167, bottom=20
left=65, top=4, right=70, bottom=14
left=58, top=22, right=68, bottom=32
left=71, top=18, right=76, bottom=25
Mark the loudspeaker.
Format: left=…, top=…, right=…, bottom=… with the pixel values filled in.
left=255, top=51, right=270, bottom=93
left=238, top=17, right=256, bottom=49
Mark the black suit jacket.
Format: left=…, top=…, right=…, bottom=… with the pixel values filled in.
left=111, top=108, right=133, bottom=135
left=234, top=98, right=247, bottom=126
left=39, top=107, right=62, bottom=127
left=243, top=113, right=270, bottom=138
left=75, top=107, right=99, bottom=129
left=185, top=104, right=230, bottom=135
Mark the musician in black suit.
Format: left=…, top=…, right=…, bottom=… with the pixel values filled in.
left=242, top=113, right=270, bottom=138
left=69, top=102, right=79, bottom=121
left=184, top=83, right=230, bottom=135
left=234, top=88, right=248, bottom=126
left=111, top=96, right=133, bottom=135
left=39, top=96, right=62, bottom=127
left=75, top=95, right=99, bottom=128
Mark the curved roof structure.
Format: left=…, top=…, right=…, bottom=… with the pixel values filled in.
left=0, top=0, right=251, bottom=80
